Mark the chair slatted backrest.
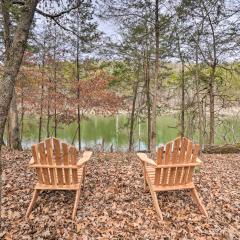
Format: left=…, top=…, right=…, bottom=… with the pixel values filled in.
left=31, top=138, right=79, bottom=186
left=154, top=137, right=200, bottom=186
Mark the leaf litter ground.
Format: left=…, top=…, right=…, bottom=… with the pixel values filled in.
left=1, top=148, right=240, bottom=239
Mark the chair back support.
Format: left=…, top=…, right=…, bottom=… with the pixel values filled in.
left=31, top=138, right=79, bottom=185
left=154, top=137, right=200, bottom=186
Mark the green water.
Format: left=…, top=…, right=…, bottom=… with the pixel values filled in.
left=20, top=114, right=240, bottom=151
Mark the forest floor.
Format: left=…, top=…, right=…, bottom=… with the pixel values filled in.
left=1, top=148, right=240, bottom=240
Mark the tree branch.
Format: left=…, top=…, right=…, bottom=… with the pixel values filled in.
left=13, top=0, right=84, bottom=19
left=36, top=0, right=84, bottom=19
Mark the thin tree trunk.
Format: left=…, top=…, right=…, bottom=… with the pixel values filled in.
left=144, top=51, right=151, bottom=151
left=77, top=95, right=81, bottom=150
left=180, top=60, right=185, bottom=137
left=143, top=22, right=151, bottom=151
left=203, top=4, right=217, bottom=146
left=129, top=78, right=139, bottom=151
left=151, top=0, right=160, bottom=155
left=8, top=89, right=22, bottom=150
left=115, top=115, right=118, bottom=151
left=38, top=65, right=44, bottom=142
left=47, top=85, right=51, bottom=137
left=53, top=29, right=57, bottom=138
left=47, top=104, right=51, bottom=137
left=39, top=38, right=46, bottom=142
left=209, top=66, right=215, bottom=145
left=20, top=81, right=24, bottom=142
left=76, top=36, right=81, bottom=150
left=177, top=36, right=185, bottom=137
left=203, top=96, right=207, bottom=141
left=54, top=91, right=57, bottom=138
left=195, top=44, right=203, bottom=145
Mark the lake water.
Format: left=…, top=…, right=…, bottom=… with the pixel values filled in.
left=20, top=114, right=240, bottom=151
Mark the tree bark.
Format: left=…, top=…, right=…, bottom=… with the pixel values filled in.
left=53, top=27, right=57, bottom=138
left=47, top=84, right=51, bottom=137
left=20, top=81, right=24, bottom=142
left=151, top=0, right=160, bottom=155
left=209, top=66, right=215, bottom=145
left=76, top=32, right=81, bottom=150
left=144, top=50, right=151, bottom=151
left=177, top=37, right=185, bottom=138
left=202, top=1, right=217, bottom=146
left=129, top=78, right=139, bottom=151
left=38, top=65, right=44, bottom=142
left=195, top=43, right=203, bottom=146
left=8, top=89, right=22, bottom=150
left=0, top=0, right=38, bottom=152
left=180, top=59, right=185, bottom=137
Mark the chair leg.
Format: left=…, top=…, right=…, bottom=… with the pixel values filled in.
left=143, top=170, right=147, bottom=192
left=26, top=189, right=40, bottom=218
left=142, top=163, right=147, bottom=192
left=72, top=189, right=81, bottom=220
left=82, top=166, right=86, bottom=190
left=149, top=189, right=163, bottom=220
left=190, top=188, right=208, bottom=217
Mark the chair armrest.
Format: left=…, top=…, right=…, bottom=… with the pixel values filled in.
left=77, top=151, right=93, bottom=167
left=156, top=162, right=201, bottom=168
left=29, top=157, right=35, bottom=165
left=137, top=153, right=157, bottom=167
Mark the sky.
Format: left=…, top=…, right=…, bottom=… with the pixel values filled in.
left=34, top=0, right=121, bottom=44
left=97, top=18, right=119, bottom=41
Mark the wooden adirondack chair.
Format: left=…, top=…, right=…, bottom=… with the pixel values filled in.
left=137, top=137, right=208, bottom=220
left=26, top=137, right=92, bottom=219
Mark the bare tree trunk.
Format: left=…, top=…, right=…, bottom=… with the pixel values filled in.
left=203, top=96, right=207, bottom=141
left=53, top=28, right=57, bottom=138
left=77, top=105, right=81, bottom=149
left=47, top=85, right=51, bottom=138
left=203, top=3, right=217, bottom=146
left=143, top=22, right=151, bottom=151
left=209, top=66, right=216, bottom=145
left=0, top=0, right=38, bottom=152
left=76, top=35, right=81, bottom=150
left=77, top=90, right=81, bottom=150
left=144, top=50, right=151, bottom=151
left=177, top=36, right=185, bottom=137
left=20, top=81, right=24, bottom=142
left=151, top=0, right=160, bottom=155
left=8, top=90, right=22, bottom=150
left=7, top=118, right=10, bottom=148
left=54, top=88, right=57, bottom=138
left=129, top=77, right=139, bottom=151
left=180, top=59, right=185, bottom=137
left=38, top=66, right=44, bottom=142
left=195, top=45, right=203, bottom=145
left=39, top=38, right=46, bottom=142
